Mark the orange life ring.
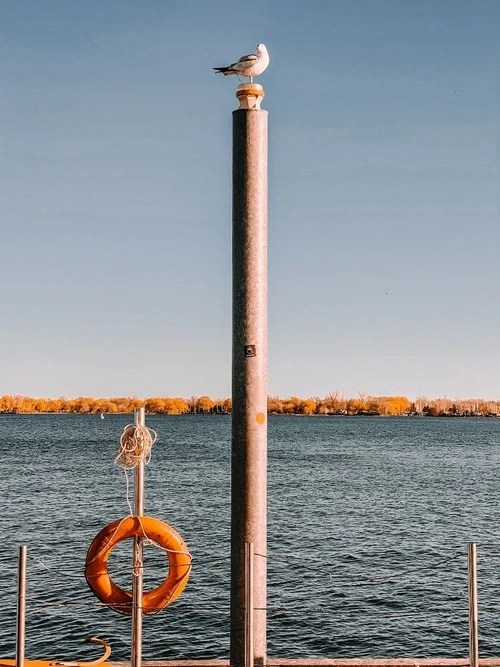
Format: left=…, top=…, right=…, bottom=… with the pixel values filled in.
left=85, top=515, right=191, bottom=615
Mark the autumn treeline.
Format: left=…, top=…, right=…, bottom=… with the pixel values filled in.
left=0, top=392, right=499, bottom=417
left=0, top=394, right=227, bottom=415
left=269, top=392, right=500, bottom=417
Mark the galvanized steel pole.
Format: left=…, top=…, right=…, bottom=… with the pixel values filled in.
left=15, top=545, right=27, bottom=667
left=131, top=407, right=145, bottom=667
left=468, top=543, right=479, bottom=667
left=231, top=83, right=268, bottom=667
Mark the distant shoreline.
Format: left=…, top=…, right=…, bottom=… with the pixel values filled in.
left=1, top=393, right=498, bottom=418
left=1, top=411, right=498, bottom=418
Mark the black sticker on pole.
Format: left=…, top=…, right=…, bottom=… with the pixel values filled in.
left=244, top=345, right=256, bottom=358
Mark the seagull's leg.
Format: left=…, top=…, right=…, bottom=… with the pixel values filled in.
left=249, top=76, right=253, bottom=83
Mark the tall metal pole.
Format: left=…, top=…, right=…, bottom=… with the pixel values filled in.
left=468, top=543, right=479, bottom=667
left=231, top=83, right=268, bottom=667
left=131, top=407, right=145, bottom=667
left=16, top=545, right=27, bottom=667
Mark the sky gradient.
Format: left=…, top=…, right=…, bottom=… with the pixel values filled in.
left=1, top=0, right=499, bottom=400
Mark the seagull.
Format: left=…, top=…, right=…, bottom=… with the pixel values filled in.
left=214, top=43, right=269, bottom=83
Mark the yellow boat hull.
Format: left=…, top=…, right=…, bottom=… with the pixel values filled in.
left=0, top=637, right=111, bottom=667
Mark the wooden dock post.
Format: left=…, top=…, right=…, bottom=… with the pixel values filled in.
left=231, top=82, right=268, bottom=667
left=468, top=543, right=479, bottom=667
left=15, top=545, right=27, bottom=667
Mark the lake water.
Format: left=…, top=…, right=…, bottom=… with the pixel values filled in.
left=1, top=414, right=499, bottom=661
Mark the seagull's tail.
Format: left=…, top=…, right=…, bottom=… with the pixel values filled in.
left=214, top=66, right=234, bottom=76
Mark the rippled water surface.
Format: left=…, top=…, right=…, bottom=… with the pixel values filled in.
left=1, top=414, right=500, bottom=660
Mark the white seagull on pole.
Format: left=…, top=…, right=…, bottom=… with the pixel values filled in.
left=214, top=44, right=269, bottom=83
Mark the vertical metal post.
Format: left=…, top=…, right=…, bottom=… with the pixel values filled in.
left=16, top=545, right=27, bottom=667
left=231, top=83, right=268, bottom=667
left=245, top=542, right=254, bottom=667
left=468, top=543, right=479, bottom=667
left=131, top=407, right=145, bottom=667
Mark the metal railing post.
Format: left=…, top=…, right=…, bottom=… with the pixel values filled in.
left=131, top=407, right=145, bottom=667
left=468, top=542, right=479, bottom=667
left=16, top=545, right=27, bottom=667
left=245, top=542, right=254, bottom=667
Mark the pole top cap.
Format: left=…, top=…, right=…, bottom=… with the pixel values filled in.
left=236, top=83, right=265, bottom=109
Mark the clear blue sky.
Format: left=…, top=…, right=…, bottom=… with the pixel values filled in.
left=1, top=0, right=498, bottom=401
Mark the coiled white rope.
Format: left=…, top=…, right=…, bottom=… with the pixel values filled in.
left=114, top=422, right=158, bottom=514
left=114, top=423, right=157, bottom=469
